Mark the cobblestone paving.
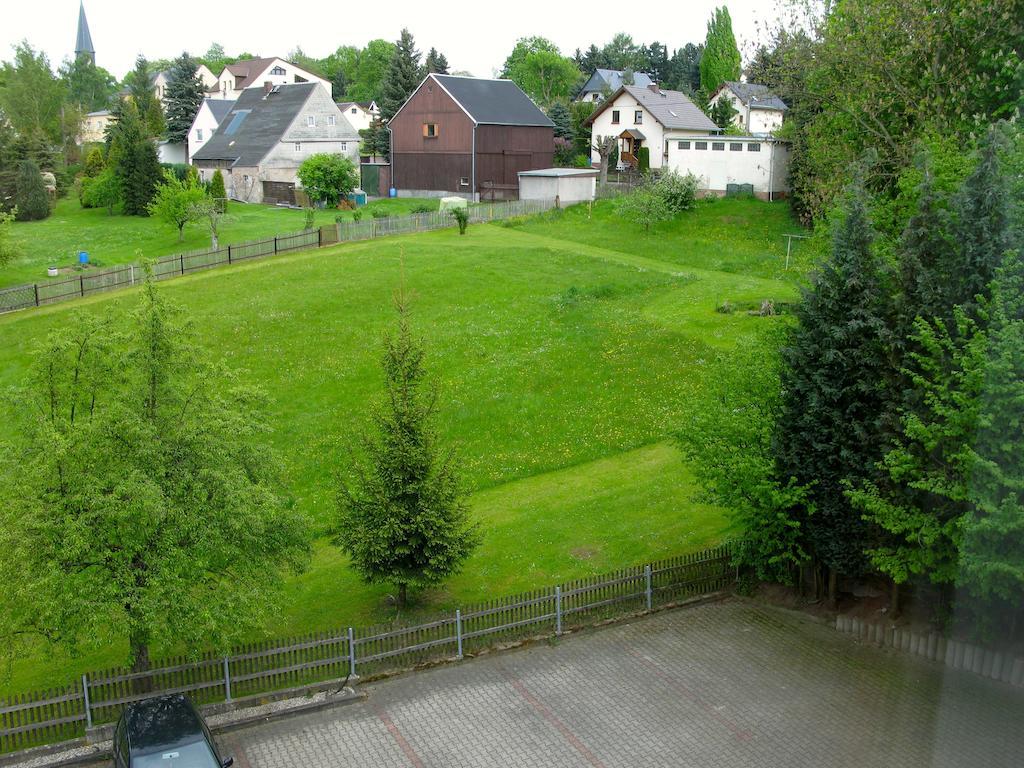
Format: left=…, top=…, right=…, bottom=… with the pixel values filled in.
left=220, top=600, right=1024, bottom=767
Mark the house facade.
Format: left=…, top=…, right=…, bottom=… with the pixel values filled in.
left=336, top=101, right=379, bottom=133
left=187, top=99, right=235, bottom=161
left=79, top=109, right=112, bottom=144
left=708, top=82, right=787, bottom=135
left=191, top=83, right=359, bottom=205
left=152, top=65, right=217, bottom=105
left=211, top=58, right=331, bottom=101
left=576, top=69, right=655, bottom=104
left=665, top=135, right=790, bottom=200
left=388, top=74, right=554, bottom=200
left=586, top=84, right=720, bottom=170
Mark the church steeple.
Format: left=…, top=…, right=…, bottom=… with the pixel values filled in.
left=75, top=1, right=95, bottom=63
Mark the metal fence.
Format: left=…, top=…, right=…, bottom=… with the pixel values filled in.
left=0, top=200, right=560, bottom=316
left=0, top=545, right=732, bottom=754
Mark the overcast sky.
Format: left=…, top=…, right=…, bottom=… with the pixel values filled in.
left=6, top=0, right=780, bottom=80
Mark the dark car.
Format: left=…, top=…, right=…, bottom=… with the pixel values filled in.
left=112, top=694, right=233, bottom=768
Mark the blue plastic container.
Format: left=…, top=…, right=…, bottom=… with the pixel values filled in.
left=78, top=251, right=88, bottom=265
left=389, top=187, right=397, bottom=198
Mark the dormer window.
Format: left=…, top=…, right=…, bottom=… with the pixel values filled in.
left=270, top=66, right=286, bottom=75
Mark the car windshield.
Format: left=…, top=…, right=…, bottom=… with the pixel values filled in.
left=133, top=740, right=219, bottom=768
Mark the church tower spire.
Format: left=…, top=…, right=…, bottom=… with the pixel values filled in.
left=75, top=1, right=95, bottom=63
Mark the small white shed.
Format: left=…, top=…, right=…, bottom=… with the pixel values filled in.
left=518, top=168, right=598, bottom=205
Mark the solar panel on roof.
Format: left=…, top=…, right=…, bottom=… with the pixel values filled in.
left=223, top=110, right=251, bottom=136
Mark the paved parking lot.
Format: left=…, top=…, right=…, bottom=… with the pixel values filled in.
left=219, top=599, right=1024, bottom=768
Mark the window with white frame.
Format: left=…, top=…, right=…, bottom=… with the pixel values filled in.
left=196, top=128, right=203, bottom=141
left=340, top=142, right=347, bottom=150
left=328, top=115, right=336, bottom=126
left=294, top=142, right=302, bottom=151
left=270, top=66, right=286, bottom=75
left=307, top=116, right=316, bottom=127
left=678, top=140, right=690, bottom=150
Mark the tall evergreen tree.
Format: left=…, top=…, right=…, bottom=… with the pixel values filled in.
left=13, top=159, right=51, bottom=221
left=699, top=6, right=741, bottom=94
left=379, top=29, right=422, bottom=121
left=547, top=102, right=573, bottom=140
left=335, top=291, right=480, bottom=607
left=125, top=55, right=164, bottom=138
left=774, top=168, right=892, bottom=598
left=110, top=101, right=161, bottom=216
left=424, top=47, right=449, bottom=75
left=164, top=53, right=205, bottom=144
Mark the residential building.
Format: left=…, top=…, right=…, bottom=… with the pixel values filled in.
left=585, top=84, right=720, bottom=170
left=211, top=58, right=331, bottom=101
left=664, top=135, right=790, bottom=200
left=336, top=101, right=379, bottom=133
left=708, top=82, right=787, bottom=135
left=152, top=65, right=218, bottom=106
left=79, top=109, right=112, bottom=144
left=187, top=98, right=236, bottom=161
left=191, top=83, right=359, bottom=205
left=388, top=74, right=554, bottom=200
left=576, top=69, right=655, bottom=104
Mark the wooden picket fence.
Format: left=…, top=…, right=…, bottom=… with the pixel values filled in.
left=0, top=545, right=732, bottom=754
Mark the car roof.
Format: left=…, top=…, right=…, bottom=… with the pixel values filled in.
left=123, top=694, right=205, bottom=754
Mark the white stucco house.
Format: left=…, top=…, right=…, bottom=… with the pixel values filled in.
left=191, top=82, right=359, bottom=205
left=187, top=99, right=236, bottom=162
left=210, top=58, right=332, bottom=101
left=576, top=69, right=655, bottom=104
left=152, top=65, right=217, bottom=106
left=708, top=81, right=787, bottom=135
left=79, top=109, right=112, bottom=144
left=665, top=135, right=790, bottom=200
left=585, top=84, right=721, bottom=170
left=335, top=100, right=379, bottom=132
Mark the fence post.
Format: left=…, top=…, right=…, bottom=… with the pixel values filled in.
left=130, top=264, right=135, bottom=286
left=34, top=283, right=39, bottom=307
left=80, top=275, right=85, bottom=297
left=274, top=236, right=278, bottom=254
left=555, top=586, right=562, bottom=636
left=227, top=245, right=232, bottom=264
left=645, top=565, right=653, bottom=611
left=455, top=609, right=463, bottom=659
left=317, top=227, right=323, bottom=247
left=348, top=627, right=356, bottom=677
left=180, top=253, right=185, bottom=275
left=223, top=657, right=232, bottom=702
left=81, top=674, right=92, bottom=729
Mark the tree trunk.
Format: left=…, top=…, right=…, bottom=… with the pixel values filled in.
left=397, top=582, right=407, bottom=607
left=130, top=630, right=153, bottom=694
left=599, top=156, right=609, bottom=187
left=828, top=568, right=838, bottom=609
left=890, top=580, right=900, bottom=618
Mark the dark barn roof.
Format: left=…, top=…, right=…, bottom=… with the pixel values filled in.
left=426, top=75, right=554, bottom=127
left=192, top=83, right=316, bottom=166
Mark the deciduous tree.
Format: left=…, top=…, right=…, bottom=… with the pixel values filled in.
left=502, top=37, right=581, bottom=107
left=148, top=170, right=207, bottom=239
left=296, top=153, right=358, bottom=206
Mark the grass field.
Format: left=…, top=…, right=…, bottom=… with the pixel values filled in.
left=0, top=196, right=804, bottom=693
left=2, top=196, right=440, bottom=288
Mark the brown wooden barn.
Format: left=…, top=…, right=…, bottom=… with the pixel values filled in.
left=388, top=74, right=554, bottom=200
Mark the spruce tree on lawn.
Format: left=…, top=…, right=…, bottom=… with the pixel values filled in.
left=126, top=55, right=165, bottom=138
left=0, top=273, right=311, bottom=679
left=336, top=290, right=480, bottom=607
left=209, top=168, right=227, bottom=212
left=111, top=101, right=161, bottom=215
left=773, top=167, right=892, bottom=601
left=164, top=53, right=205, bottom=145
left=380, top=28, right=422, bottom=121
left=13, top=158, right=50, bottom=221
left=547, top=102, right=574, bottom=140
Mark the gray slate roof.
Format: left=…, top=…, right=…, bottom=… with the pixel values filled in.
left=75, top=2, right=94, bottom=57
left=589, top=86, right=720, bottom=132
left=192, top=83, right=320, bottom=166
left=432, top=75, right=553, bottom=127
left=581, top=69, right=654, bottom=94
left=205, top=98, right=236, bottom=124
left=721, top=81, right=788, bottom=111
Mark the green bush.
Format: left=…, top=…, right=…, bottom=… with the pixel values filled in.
left=371, top=208, right=390, bottom=219
left=208, top=169, right=228, bottom=213
left=296, top=153, right=358, bottom=206
left=14, top=159, right=51, bottom=221
left=410, top=203, right=434, bottom=214
left=451, top=206, right=469, bottom=234
left=352, top=210, right=363, bottom=222
left=655, top=171, right=700, bottom=214
left=573, top=154, right=592, bottom=168
left=161, top=163, right=189, bottom=182
left=637, top=147, right=650, bottom=173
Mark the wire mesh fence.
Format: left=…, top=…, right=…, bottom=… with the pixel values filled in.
left=0, top=544, right=732, bottom=754
left=0, top=200, right=559, bottom=316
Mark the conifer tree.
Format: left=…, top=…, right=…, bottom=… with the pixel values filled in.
left=379, top=29, right=422, bottom=121
left=110, top=101, right=161, bottom=216
left=126, top=55, right=165, bottom=138
left=13, top=158, right=51, bottom=221
left=547, top=102, right=573, bottom=140
left=773, top=168, right=892, bottom=599
left=336, top=291, right=480, bottom=607
left=209, top=169, right=227, bottom=212
left=699, top=6, right=741, bottom=94
left=424, top=47, right=449, bottom=75
left=164, top=53, right=205, bottom=144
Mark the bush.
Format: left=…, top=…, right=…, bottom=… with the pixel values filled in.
left=161, top=163, right=189, bottom=182
left=716, top=299, right=735, bottom=314
left=80, top=168, right=121, bottom=214
left=637, top=147, right=650, bottom=173
left=451, top=206, right=469, bottom=234
left=303, top=207, right=316, bottom=230
left=655, top=171, right=700, bottom=214
left=208, top=169, right=227, bottom=213
left=334, top=213, right=346, bottom=223
left=14, top=159, right=51, bottom=221
left=296, top=153, right=358, bottom=206
left=572, top=154, right=592, bottom=168
left=352, top=210, right=363, bottom=222
left=410, top=202, right=434, bottom=214
left=553, top=137, right=575, bottom=167
left=371, top=208, right=390, bottom=219
left=616, top=185, right=670, bottom=233
left=84, top=147, right=105, bottom=178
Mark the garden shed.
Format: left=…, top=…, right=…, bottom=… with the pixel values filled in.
left=517, top=168, right=598, bottom=205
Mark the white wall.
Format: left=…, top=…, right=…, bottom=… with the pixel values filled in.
left=339, top=104, right=374, bottom=132
left=187, top=102, right=223, bottom=162
left=157, top=141, right=187, bottom=165
left=589, top=92, right=710, bottom=169
left=212, top=58, right=332, bottom=101
left=664, top=136, right=790, bottom=199
left=519, top=174, right=597, bottom=204
left=709, top=88, right=784, bottom=135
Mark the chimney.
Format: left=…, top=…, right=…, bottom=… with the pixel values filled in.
left=647, top=83, right=660, bottom=94
left=263, top=81, right=273, bottom=94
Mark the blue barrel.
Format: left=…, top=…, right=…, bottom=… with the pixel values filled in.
left=78, top=251, right=89, bottom=265
left=389, top=187, right=397, bottom=198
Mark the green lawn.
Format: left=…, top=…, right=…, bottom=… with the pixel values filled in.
left=2, top=196, right=439, bottom=288
left=0, top=197, right=801, bottom=693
